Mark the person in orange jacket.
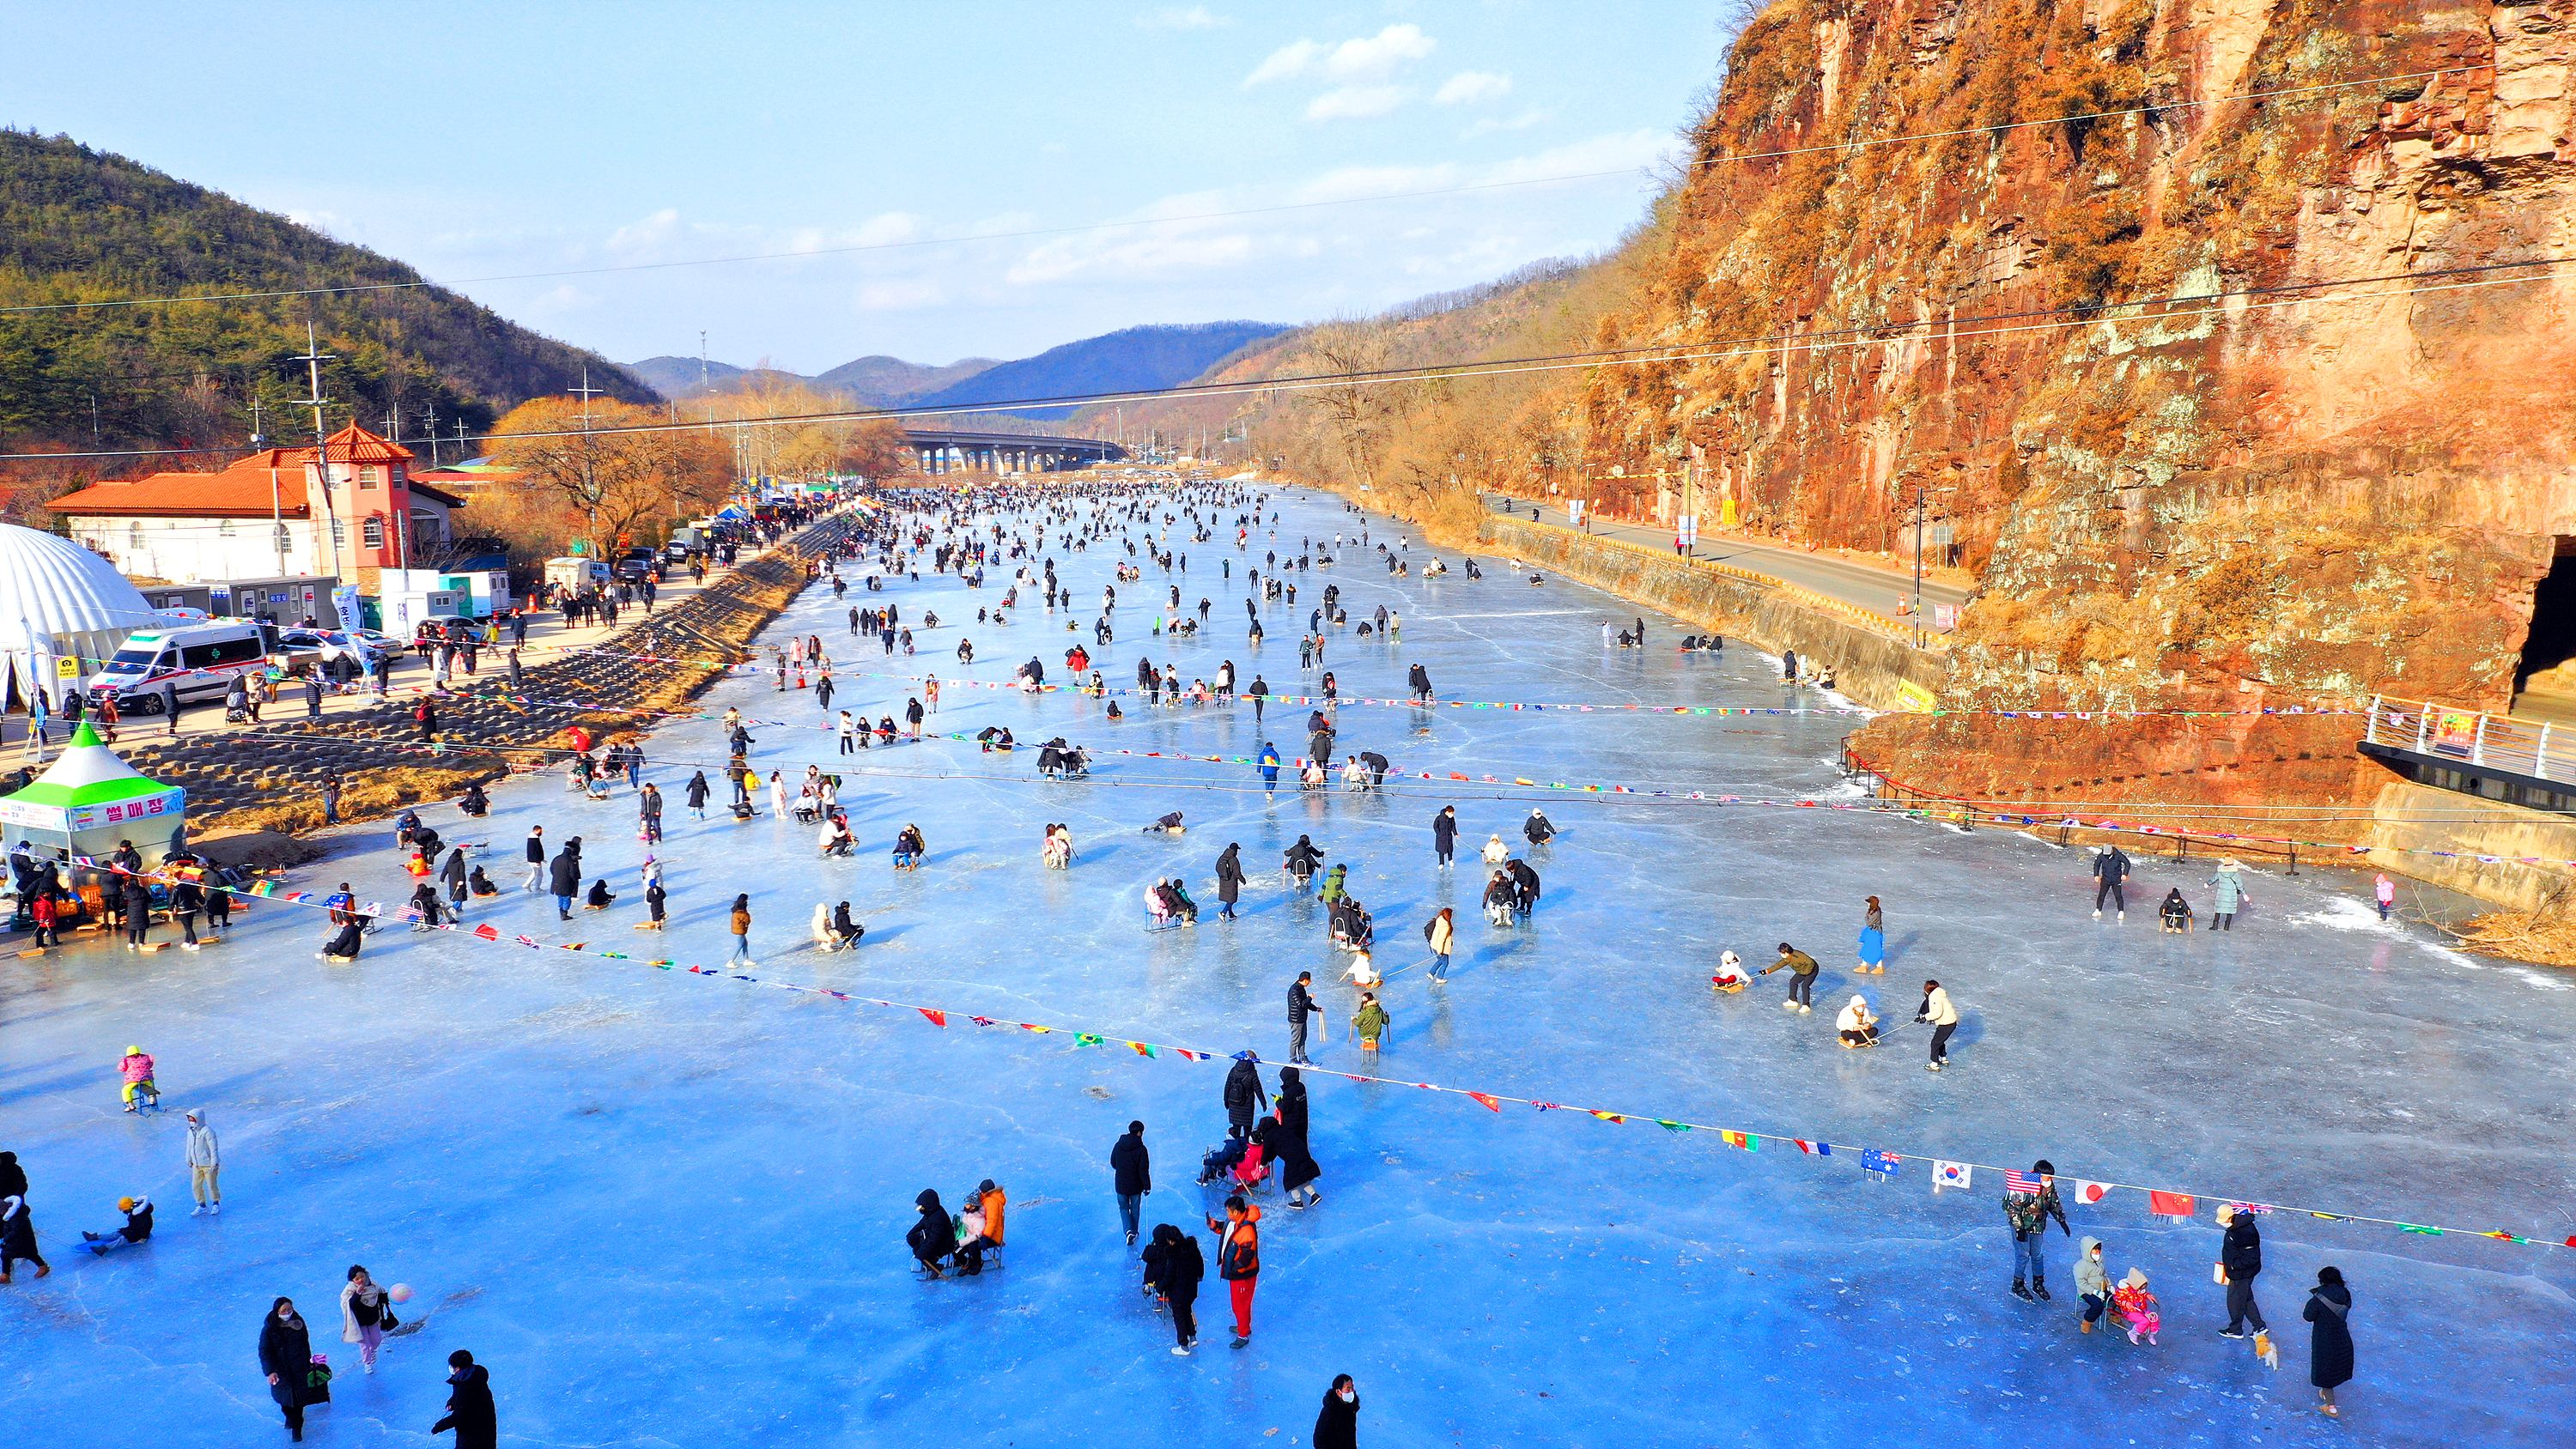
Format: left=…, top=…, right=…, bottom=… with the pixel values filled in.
left=1207, top=1194, right=1261, bottom=1348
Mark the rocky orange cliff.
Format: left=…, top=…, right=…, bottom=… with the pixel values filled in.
left=1658, top=0, right=2576, bottom=821
left=1197, top=1, right=2576, bottom=832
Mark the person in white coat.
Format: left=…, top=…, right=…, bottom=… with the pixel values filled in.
left=184, top=1107, right=221, bottom=1215
left=340, top=1264, right=394, bottom=1373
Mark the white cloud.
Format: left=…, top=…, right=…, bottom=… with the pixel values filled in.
left=1484, top=129, right=1678, bottom=185
left=1138, top=4, right=1230, bottom=28
left=1244, top=22, right=1434, bottom=88
left=966, top=209, right=1040, bottom=237
left=1305, top=85, right=1411, bottom=121
left=857, top=278, right=945, bottom=310
left=1465, top=107, right=1551, bottom=138
left=1007, top=229, right=1258, bottom=286
left=1432, top=70, right=1510, bottom=106
left=523, top=283, right=593, bottom=316
left=1243, top=38, right=1324, bottom=87
left=851, top=212, right=921, bottom=246
left=1322, top=23, right=1435, bottom=79
left=1294, top=163, right=1460, bottom=203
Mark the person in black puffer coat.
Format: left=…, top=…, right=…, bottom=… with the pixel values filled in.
left=431, top=1349, right=498, bottom=1449
left=1223, top=1054, right=1265, bottom=1140
left=908, top=1189, right=954, bottom=1277
left=258, top=1296, right=316, bottom=1440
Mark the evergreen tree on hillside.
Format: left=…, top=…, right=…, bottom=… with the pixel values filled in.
left=0, top=130, right=656, bottom=456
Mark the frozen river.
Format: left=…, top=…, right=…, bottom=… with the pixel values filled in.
left=4, top=486, right=2571, bottom=1447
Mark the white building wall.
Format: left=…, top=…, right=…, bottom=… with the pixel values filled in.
left=68, top=516, right=328, bottom=584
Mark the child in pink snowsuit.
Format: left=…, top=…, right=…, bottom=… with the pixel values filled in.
left=2111, top=1268, right=2161, bottom=1344
left=118, top=1047, right=157, bottom=1112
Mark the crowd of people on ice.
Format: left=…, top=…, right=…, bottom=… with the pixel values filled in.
left=4, top=478, right=2369, bottom=1438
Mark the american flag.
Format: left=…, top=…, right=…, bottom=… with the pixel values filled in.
left=2006, top=1170, right=2049, bottom=1195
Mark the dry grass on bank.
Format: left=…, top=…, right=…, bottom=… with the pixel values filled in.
left=2448, top=910, right=2576, bottom=967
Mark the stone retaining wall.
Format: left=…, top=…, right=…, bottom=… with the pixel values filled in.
left=2362, top=780, right=2576, bottom=912
left=123, top=512, right=872, bottom=839
left=1475, top=513, right=1948, bottom=712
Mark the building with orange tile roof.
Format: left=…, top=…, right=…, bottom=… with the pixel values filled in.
left=51, top=425, right=465, bottom=588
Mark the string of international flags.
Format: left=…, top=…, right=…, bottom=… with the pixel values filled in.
left=540, top=640, right=2362, bottom=720
left=76, top=855, right=2572, bottom=1254
left=234, top=682, right=2573, bottom=864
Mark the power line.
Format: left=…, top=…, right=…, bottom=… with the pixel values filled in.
left=0, top=65, right=2488, bottom=320
left=5, top=253, right=2561, bottom=464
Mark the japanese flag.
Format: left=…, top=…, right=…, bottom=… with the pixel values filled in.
left=2070, top=1180, right=2114, bottom=1206
left=1934, top=1161, right=1972, bottom=1191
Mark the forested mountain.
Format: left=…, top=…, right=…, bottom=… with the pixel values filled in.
left=628, top=352, right=1000, bottom=409
left=626, top=355, right=757, bottom=398
left=0, top=130, right=655, bottom=459
left=811, top=354, right=998, bottom=406
left=906, top=321, right=1287, bottom=420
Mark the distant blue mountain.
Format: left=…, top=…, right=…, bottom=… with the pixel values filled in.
left=903, top=321, right=1288, bottom=421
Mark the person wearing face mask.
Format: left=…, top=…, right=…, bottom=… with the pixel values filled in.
left=1314, top=1374, right=1361, bottom=1449
left=259, top=1296, right=319, bottom=1440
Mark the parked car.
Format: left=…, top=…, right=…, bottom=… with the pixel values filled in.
left=412, top=615, right=487, bottom=647
left=279, top=628, right=396, bottom=669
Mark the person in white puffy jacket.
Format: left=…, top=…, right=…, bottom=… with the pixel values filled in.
left=184, top=1108, right=220, bottom=1215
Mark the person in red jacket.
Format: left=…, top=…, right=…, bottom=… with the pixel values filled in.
left=1207, top=1195, right=1261, bottom=1348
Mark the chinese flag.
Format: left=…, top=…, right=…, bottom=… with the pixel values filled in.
left=2149, top=1191, right=2196, bottom=1218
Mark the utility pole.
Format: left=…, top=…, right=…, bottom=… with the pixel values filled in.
left=1911, top=484, right=1926, bottom=652
left=422, top=400, right=440, bottom=467
left=700, top=330, right=710, bottom=396
left=292, top=323, right=337, bottom=581
left=248, top=397, right=265, bottom=448
left=569, top=367, right=605, bottom=554
left=382, top=409, right=409, bottom=572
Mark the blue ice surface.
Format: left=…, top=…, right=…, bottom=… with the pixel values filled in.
left=3, top=486, right=2572, bottom=1449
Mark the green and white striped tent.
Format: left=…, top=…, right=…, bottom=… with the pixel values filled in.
left=0, top=722, right=186, bottom=864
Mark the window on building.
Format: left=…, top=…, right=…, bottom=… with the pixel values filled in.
left=219, top=518, right=235, bottom=537
left=391, top=466, right=406, bottom=485
left=360, top=465, right=380, bottom=488
left=128, top=523, right=144, bottom=554
left=362, top=516, right=385, bottom=549
left=331, top=519, right=345, bottom=547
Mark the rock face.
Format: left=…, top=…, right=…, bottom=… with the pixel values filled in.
left=1573, top=0, right=2576, bottom=817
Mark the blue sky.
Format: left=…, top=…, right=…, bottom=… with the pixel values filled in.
left=4, top=2, right=1737, bottom=373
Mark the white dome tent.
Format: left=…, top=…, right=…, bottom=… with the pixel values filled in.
left=0, top=524, right=161, bottom=712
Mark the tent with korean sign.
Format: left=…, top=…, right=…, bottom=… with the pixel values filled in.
left=0, top=721, right=187, bottom=866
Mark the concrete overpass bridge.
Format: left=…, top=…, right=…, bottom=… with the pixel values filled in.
left=904, top=427, right=1127, bottom=474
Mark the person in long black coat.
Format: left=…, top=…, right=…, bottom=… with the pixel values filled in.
left=1314, top=1375, right=1360, bottom=1449
left=907, top=1189, right=954, bottom=1276
left=1, top=1193, right=45, bottom=1282
left=1431, top=807, right=1457, bottom=865
left=1111, top=1122, right=1151, bottom=1245
left=547, top=844, right=582, bottom=921
left=1223, top=1055, right=1265, bottom=1140
left=2305, top=1267, right=2354, bottom=1416
left=1213, top=844, right=1245, bottom=920
left=1272, top=1067, right=1322, bottom=1210
left=431, top=1349, right=498, bottom=1449
left=258, top=1296, right=315, bottom=1440
left=1153, top=1223, right=1204, bottom=1353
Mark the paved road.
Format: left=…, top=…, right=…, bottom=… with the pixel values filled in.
left=1482, top=496, right=1970, bottom=626
left=0, top=558, right=758, bottom=763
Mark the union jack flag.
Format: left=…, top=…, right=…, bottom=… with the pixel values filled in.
left=2006, top=1170, right=2049, bottom=1196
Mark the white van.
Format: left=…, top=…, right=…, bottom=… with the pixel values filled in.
left=86, top=621, right=283, bottom=713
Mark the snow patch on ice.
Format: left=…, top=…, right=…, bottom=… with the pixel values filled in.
left=2283, top=896, right=2563, bottom=983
